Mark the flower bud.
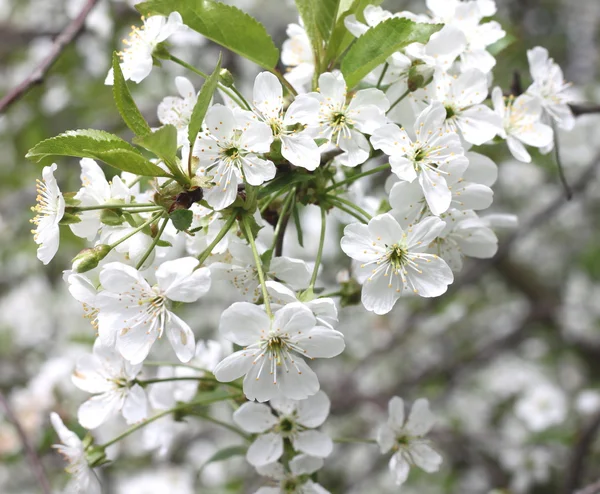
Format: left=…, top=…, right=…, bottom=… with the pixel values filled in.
left=219, top=68, right=235, bottom=88
left=407, top=62, right=435, bottom=93
left=72, top=244, right=111, bottom=273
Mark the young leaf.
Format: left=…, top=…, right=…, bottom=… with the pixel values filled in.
left=169, top=209, right=194, bottom=231
left=188, top=54, right=222, bottom=148
left=134, top=124, right=178, bottom=165
left=111, top=52, right=151, bottom=136
left=137, top=0, right=279, bottom=69
left=199, top=445, right=247, bottom=472
left=326, top=0, right=383, bottom=63
left=341, top=18, right=442, bottom=88
left=294, top=0, right=325, bottom=65
left=26, top=129, right=171, bottom=177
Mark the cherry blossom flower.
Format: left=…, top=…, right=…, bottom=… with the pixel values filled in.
left=340, top=214, right=453, bottom=314
left=252, top=72, right=321, bottom=170
left=255, top=455, right=329, bottom=494
left=213, top=302, right=345, bottom=402
left=491, top=87, right=554, bottom=163
left=96, top=257, right=211, bottom=364
left=193, top=104, right=275, bottom=210
left=233, top=391, right=332, bottom=466
left=305, top=72, right=389, bottom=167
left=371, top=102, right=469, bottom=215
left=31, top=163, right=65, bottom=265
left=377, top=397, right=442, bottom=486
left=157, top=76, right=198, bottom=145
left=105, top=12, right=183, bottom=84
left=69, top=158, right=132, bottom=241
left=281, top=22, right=315, bottom=93
left=72, top=338, right=147, bottom=429
left=50, top=412, right=102, bottom=494
left=526, top=46, right=575, bottom=131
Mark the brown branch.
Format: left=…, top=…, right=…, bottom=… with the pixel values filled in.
left=570, top=104, right=600, bottom=117
left=0, top=392, right=52, bottom=494
left=0, top=0, right=100, bottom=114
left=564, top=410, right=600, bottom=494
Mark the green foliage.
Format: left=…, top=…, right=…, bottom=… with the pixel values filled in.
left=325, top=0, right=383, bottom=64
left=188, top=54, right=222, bottom=148
left=169, top=209, right=194, bottom=231
left=133, top=124, right=178, bottom=165
left=111, top=52, right=152, bottom=136
left=136, top=0, right=279, bottom=69
left=341, top=18, right=442, bottom=87
left=25, top=129, right=171, bottom=177
left=200, top=445, right=247, bottom=471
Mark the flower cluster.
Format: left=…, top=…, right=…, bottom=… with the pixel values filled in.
left=28, top=1, right=580, bottom=492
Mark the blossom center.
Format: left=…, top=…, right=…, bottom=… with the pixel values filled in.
left=388, top=244, right=408, bottom=270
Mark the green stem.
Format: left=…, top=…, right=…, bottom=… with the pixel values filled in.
left=229, top=84, right=252, bottom=111
left=324, top=164, right=390, bottom=193
left=271, top=69, right=298, bottom=96
left=387, top=88, right=410, bottom=113
left=137, top=376, right=241, bottom=390
left=70, top=203, right=159, bottom=212
left=242, top=214, right=272, bottom=318
left=327, top=199, right=369, bottom=224
left=143, top=361, right=213, bottom=374
left=327, top=195, right=372, bottom=221
left=319, top=290, right=343, bottom=298
left=333, top=437, right=377, bottom=444
left=551, top=121, right=572, bottom=199
left=108, top=212, right=162, bottom=249
left=309, top=207, right=327, bottom=290
left=197, top=213, right=238, bottom=265
left=191, top=412, right=251, bottom=440
left=270, top=190, right=295, bottom=252
left=99, top=391, right=242, bottom=449
left=135, top=215, right=168, bottom=270
left=376, top=63, right=389, bottom=89
left=168, top=54, right=246, bottom=109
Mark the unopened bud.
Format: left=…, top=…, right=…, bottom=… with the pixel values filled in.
left=72, top=244, right=111, bottom=273
left=219, top=68, right=235, bottom=88
left=85, top=445, right=109, bottom=468
left=407, top=62, right=435, bottom=92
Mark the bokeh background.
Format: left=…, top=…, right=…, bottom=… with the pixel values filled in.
left=1, top=0, right=600, bottom=493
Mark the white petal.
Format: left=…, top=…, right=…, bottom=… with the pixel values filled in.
left=122, top=384, right=148, bottom=424
left=289, top=454, right=324, bottom=476
left=296, top=327, right=345, bottom=358
left=419, top=168, right=451, bottom=216
left=246, top=432, right=284, bottom=467
left=253, top=72, right=283, bottom=119
left=296, top=391, right=331, bottom=428
left=405, top=398, right=436, bottom=436
left=281, top=134, right=320, bottom=170
left=242, top=156, right=276, bottom=186
left=292, top=430, right=333, bottom=458
left=78, top=392, right=122, bottom=429
left=388, top=396, right=406, bottom=431
left=317, top=72, right=346, bottom=105
left=205, top=104, right=237, bottom=141
left=405, top=254, right=453, bottom=298
left=157, top=258, right=211, bottom=302
left=233, top=402, right=278, bottom=433
left=456, top=105, right=502, bottom=145
left=270, top=257, right=311, bottom=290
left=389, top=452, right=411, bottom=486
left=213, top=350, right=254, bottom=382
left=219, top=302, right=270, bottom=346
left=410, top=442, right=443, bottom=472
left=166, top=312, right=196, bottom=362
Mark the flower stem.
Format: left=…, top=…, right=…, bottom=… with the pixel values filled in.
left=271, top=68, right=298, bottom=96
left=376, top=63, right=389, bottom=89
left=71, top=203, right=159, bottom=212
left=191, top=412, right=251, bottom=440
left=333, top=437, right=377, bottom=444
left=270, top=190, right=295, bottom=252
left=197, top=213, right=237, bottom=265
left=135, top=215, right=169, bottom=270
left=98, top=391, right=242, bottom=449
left=387, top=88, right=410, bottom=113
left=242, top=214, right=273, bottom=318
left=327, top=195, right=372, bottom=221
left=168, top=54, right=247, bottom=109
left=137, top=376, right=241, bottom=390
left=324, top=163, right=390, bottom=193
left=309, top=207, right=327, bottom=290
left=108, top=212, right=162, bottom=249
left=143, top=361, right=214, bottom=373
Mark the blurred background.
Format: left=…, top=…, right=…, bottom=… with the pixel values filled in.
left=0, top=0, right=599, bottom=493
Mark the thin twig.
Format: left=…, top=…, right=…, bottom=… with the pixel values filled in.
left=0, top=392, right=52, bottom=494
left=0, top=0, right=99, bottom=114
left=564, top=410, right=600, bottom=494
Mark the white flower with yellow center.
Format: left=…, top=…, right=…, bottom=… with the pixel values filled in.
left=213, top=302, right=345, bottom=402
left=96, top=257, right=211, bottom=364
left=31, top=163, right=65, bottom=265
left=340, top=213, right=453, bottom=315
left=491, top=87, right=553, bottom=163
left=105, top=12, right=183, bottom=85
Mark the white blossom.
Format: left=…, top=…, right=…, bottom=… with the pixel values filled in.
left=213, top=302, right=344, bottom=402
left=31, top=163, right=65, bottom=265
left=158, top=77, right=198, bottom=145
left=377, top=397, right=442, bottom=486
left=234, top=391, right=332, bottom=467
left=340, top=213, right=453, bottom=314
left=281, top=22, right=315, bottom=93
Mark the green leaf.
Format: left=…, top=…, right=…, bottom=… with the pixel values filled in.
left=134, top=124, right=178, bottom=164
left=169, top=209, right=194, bottom=231
left=111, top=52, right=151, bottom=136
left=258, top=172, right=313, bottom=198
left=26, top=129, right=171, bottom=177
left=292, top=201, right=304, bottom=247
left=137, top=0, right=279, bottom=69
left=326, top=0, right=383, bottom=63
left=188, top=54, right=222, bottom=148
left=341, top=17, right=442, bottom=88
left=200, top=445, right=247, bottom=471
